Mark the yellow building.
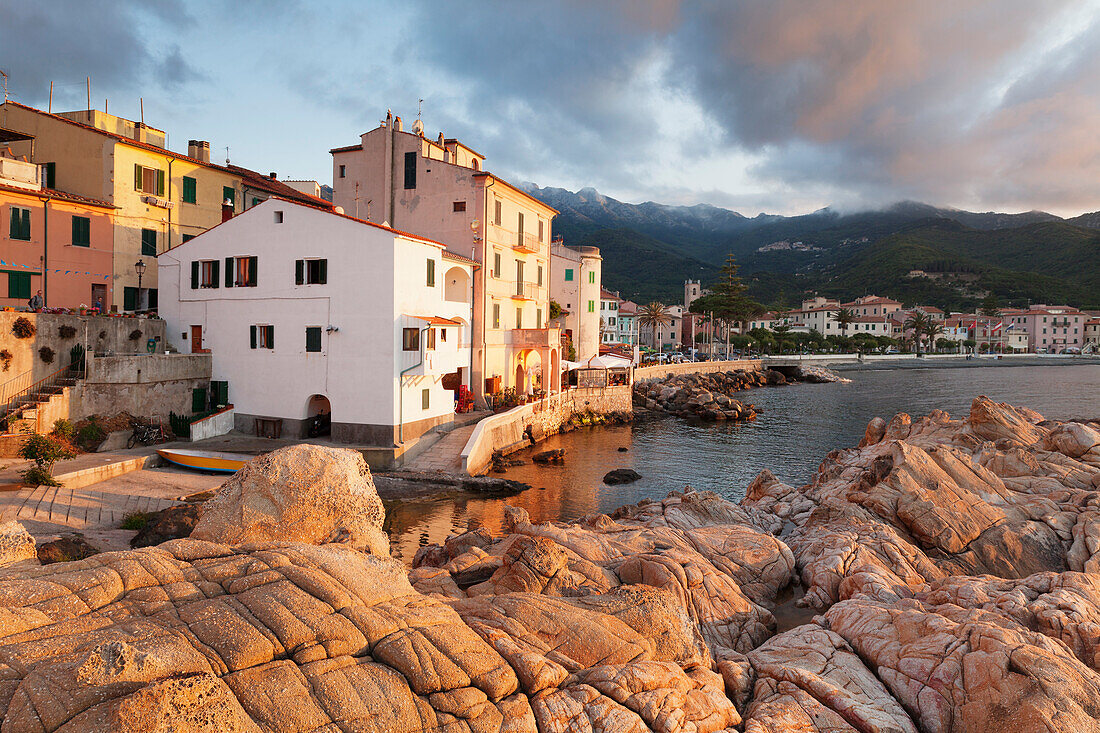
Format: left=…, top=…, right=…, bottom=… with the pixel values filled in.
left=0, top=102, right=330, bottom=311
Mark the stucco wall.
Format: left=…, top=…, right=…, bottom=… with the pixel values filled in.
left=0, top=312, right=167, bottom=382
left=190, top=406, right=235, bottom=441
left=461, top=385, right=633, bottom=475
left=80, top=353, right=211, bottom=421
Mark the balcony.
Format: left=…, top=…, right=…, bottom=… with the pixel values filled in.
left=512, top=281, right=546, bottom=301
left=513, top=327, right=561, bottom=348
left=514, top=232, right=541, bottom=253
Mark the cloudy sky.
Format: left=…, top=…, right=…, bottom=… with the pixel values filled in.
left=4, top=0, right=1100, bottom=216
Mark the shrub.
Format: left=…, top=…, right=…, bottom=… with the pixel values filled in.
left=129, top=329, right=142, bottom=341
left=120, top=512, right=151, bottom=530
left=76, top=418, right=107, bottom=452
left=0, top=348, right=11, bottom=372
left=58, top=324, right=77, bottom=339
left=19, top=431, right=77, bottom=487
left=52, top=419, right=75, bottom=441
left=38, top=346, right=55, bottom=364
left=12, top=317, right=35, bottom=339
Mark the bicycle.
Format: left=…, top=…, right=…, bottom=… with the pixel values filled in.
left=127, top=419, right=168, bottom=449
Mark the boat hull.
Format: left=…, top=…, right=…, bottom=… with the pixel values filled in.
left=157, top=449, right=249, bottom=473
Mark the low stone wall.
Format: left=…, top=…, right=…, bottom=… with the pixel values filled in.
left=80, top=353, right=211, bottom=421
left=190, top=406, right=235, bottom=441
left=633, top=359, right=762, bottom=381
left=461, top=386, right=632, bottom=475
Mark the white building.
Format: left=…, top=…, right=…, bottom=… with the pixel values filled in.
left=549, top=242, right=601, bottom=361
left=600, top=288, right=620, bottom=344
left=157, top=198, right=474, bottom=447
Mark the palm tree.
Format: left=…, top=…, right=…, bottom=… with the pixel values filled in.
left=831, top=308, right=856, bottom=348
left=924, top=322, right=944, bottom=353
left=638, top=302, right=673, bottom=356
left=904, top=311, right=931, bottom=355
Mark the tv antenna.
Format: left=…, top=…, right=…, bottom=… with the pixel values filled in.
left=417, top=98, right=423, bottom=120
left=225, top=146, right=230, bottom=165
left=0, top=70, right=8, bottom=103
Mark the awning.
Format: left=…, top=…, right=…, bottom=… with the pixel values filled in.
left=410, top=315, right=461, bottom=326
left=584, top=354, right=633, bottom=369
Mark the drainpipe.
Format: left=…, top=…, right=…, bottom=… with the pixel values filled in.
left=477, top=176, right=495, bottom=407
left=397, top=324, right=428, bottom=444
left=37, top=194, right=49, bottom=307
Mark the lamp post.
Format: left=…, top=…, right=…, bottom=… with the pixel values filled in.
left=134, top=259, right=146, bottom=311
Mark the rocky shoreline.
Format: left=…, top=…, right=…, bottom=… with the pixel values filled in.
left=1, top=398, right=1099, bottom=731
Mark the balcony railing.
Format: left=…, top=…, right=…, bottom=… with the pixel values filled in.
left=513, top=327, right=561, bottom=348
left=514, top=232, right=541, bottom=253
left=512, top=281, right=546, bottom=301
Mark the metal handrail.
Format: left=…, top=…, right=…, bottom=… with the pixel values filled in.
left=1, top=361, right=84, bottom=425
left=0, top=369, right=34, bottom=407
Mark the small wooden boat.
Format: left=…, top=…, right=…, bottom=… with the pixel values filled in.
left=156, top=448, right=252, bottom=473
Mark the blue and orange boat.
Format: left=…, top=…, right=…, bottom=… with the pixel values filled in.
left=156, top=448, right=253, bottom=474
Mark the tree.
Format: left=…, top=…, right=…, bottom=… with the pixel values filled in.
left=831, top=308, right=856, bottom=341
left=637, top=302, right=672, bottom=355
left=980, top=294, right=1001, bottom=319
left=772, top=324, right=792, bottom=354
left=689, top=254, right=765, bottom=357
left=19, top=431, right=77, bottom=487
left=924, top=322, right=944, bottom=352
left=548, top=300, right=564, bottom=320
left=904, top=311, right=931, bottom=354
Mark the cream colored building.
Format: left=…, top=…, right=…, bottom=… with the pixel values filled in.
left=549, top=242, right=601, bottom=361
left=331, top=113, right=560, bottom=402
left=0, top=102, right=329, bottom=311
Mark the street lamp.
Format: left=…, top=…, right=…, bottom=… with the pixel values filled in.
left=134, top=259, right=146, bottom=290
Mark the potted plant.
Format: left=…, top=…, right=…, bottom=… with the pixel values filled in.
left=79, top=303, right=88, bottom=316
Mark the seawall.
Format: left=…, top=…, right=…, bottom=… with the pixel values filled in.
left=461, top=386, right=632, bottom=475
left=633, top=358, right=763, bottom=381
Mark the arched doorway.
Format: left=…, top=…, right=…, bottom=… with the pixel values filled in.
left=514, top=363, right=527, bottom=395
left=444, top=266, right=470, bottom=303
left=306, top=394, right=331, bottom=438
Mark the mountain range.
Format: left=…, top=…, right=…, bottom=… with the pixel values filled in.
left=522, top=184, right=1100, bottom=309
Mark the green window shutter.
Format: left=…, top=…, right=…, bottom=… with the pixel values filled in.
left=565, top=269, right=573, bottom=281
left=192, top=388, right=207, bottom=413
left=72, top=216, right=90, bottom=247
left=266, top=325, right=274, bottom=349
left=318, top=259, right=327, bottom=284
left=9, top=208, right=18, bottom=240
left=251, top=197, right=261, bottom=208
left=248, top=256, right=257, bottom=286
left=223, top=186, right=235, bottom=206
left=134, top=164, right=142, bottom=191
left=426, top=258, right=435, bottom=287
left=123, top=287, right=137, bottom=311
left=250, top=325, right=257, bottom=349
left=182, top=176, right=196, bottom=204
left=191, top=261, right=199, bottom=289
left=404, top=151, right=417, bottom=189
left=225, top=257, right=234, bottom=287
left=210, top=259, right=220, bottom=288
left=306, top=327, right=321, bottom=352
left=21, top=209, right=31, bottom=240
left=45, top=162, right=56, bottom=189
left=156, top=169, right=166, bottom=196
left=295, top=259, right=304, bottom=285
left=141, top=228, right=157, bottom=256
left=15, top=272, right=31, bottom=299
left=148, top=288, right=158, bottom=310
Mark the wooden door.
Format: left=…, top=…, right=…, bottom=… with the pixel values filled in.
left=191, top=325, right=203, bottom=353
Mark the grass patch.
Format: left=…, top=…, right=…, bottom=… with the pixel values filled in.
left=120, top=512, right=151, bottom=530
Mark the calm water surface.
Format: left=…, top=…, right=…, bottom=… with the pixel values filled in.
left=387, top=364, right=1100, bottom=561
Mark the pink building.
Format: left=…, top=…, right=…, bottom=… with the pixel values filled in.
left=1003, top=305, right=1086, bottom=353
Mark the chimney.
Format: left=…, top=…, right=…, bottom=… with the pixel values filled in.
left=269, top=172, right=277, bottom=180
left=393, top=116, right=403, bottom=132
left=188, top=140, right=210, bottom=164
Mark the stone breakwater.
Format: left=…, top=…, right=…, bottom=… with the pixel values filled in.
left=1, top=398, right=1100, bottom=731
left=633, top=368, right=785, bottom=421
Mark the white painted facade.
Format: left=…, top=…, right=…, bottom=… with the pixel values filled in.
left=549, top=242, right=601, bottom=360
left=157, top=199, right=473, bottom=444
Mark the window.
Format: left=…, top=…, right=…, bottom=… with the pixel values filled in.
left=296, top=258, right=328, bottom=285
left=305, top=326, right=322, bottom=353
left=517, top=212, right=524, bottom=235
left=494, top=199, right=502, bottom=225
left=250, top=324, right=274, bottom=349
left=588, top=271, right=595, bottom=284
left=516, top=308, right=523, bottom=329
left=440, top=328, right=447, bottom=342
left=538, top=220, right=544, bottom=242
left=404, top=151, right=417, bottom=189
left=182, top=176, right=197, bottom=204
left=537, top=265, right=543, bottom=286
left=190, top=259, right=220, bottom=289
left=133, top=164, right=165, bottom=195
left=6, top=272, right=30, bottom=299
left=66, top=215, right=90, bottom=247
left=422, top=389, right=430, bottom=410
left=536, top=308, right=543, bottom=329
left=227, top=256, right=258, bottom=287
left=182, top=234, right=195, bottom=243
left=274, top=210, right=283, bottom=223
left=338, top=164, right=346, bottom=178
left=492, top=303, right=501, bottom=329
left=123, top=286, right=138, bottom=312
left=8, top=207, right=30, bottom=241
left=426, top=258, right=436, bottom=287
left=45, top=162, right=56, bottom=189
left=251, top=197, right=262, bottom=208
left=453, top=201, right=466, bottom=212
left=588, top=300, right=595, bottom=313
left=402, top=327, right=420, bottom=351
left=223, top=186, right=236, bottom=206
left=426, top=328, right=437, bottom=350
left=565, top=268, right=574, bottom=282
left=141, top=228, right=157, bottom=256
left=493, top=252, right=501, bottom=278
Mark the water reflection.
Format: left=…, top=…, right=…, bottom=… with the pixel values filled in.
left=386, top=364, right=1100, bottom=562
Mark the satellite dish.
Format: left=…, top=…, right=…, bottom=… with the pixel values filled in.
left=470, top=219, right=480, bottom=231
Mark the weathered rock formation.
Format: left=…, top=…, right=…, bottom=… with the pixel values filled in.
left=0, top=521, right=35, bottom=567
left=633, top=369, right=782, bottom=421
left=2, top=398, right=1100, bottom=731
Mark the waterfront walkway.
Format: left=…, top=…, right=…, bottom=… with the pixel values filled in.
left=404, top=423, right=478, bottom=473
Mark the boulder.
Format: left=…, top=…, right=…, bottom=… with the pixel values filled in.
left=603, top=468, right=642, bottom=484
left=130, top=503, right=202, bottom=548
left=532, top=448, right=565, bottom=464
left=190, top=444, right=389, bottom=555
left=37, top=533, right=99, bottom=564
left=0, top=521, right=35, bottom=567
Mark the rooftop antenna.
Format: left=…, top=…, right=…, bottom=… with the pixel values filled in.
left=0, top=70, right=9, bottom=103
left=418, top=98, right=423, bottom=120
left=48, top=80, right=53, bottom=112
left=225, top=145, right=230, bottom=165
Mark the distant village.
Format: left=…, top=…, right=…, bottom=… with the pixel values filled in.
left=0, top=99, right=1096, bottom=454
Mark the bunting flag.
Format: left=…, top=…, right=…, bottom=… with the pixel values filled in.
left=0, top=258, right=110, bottom=279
